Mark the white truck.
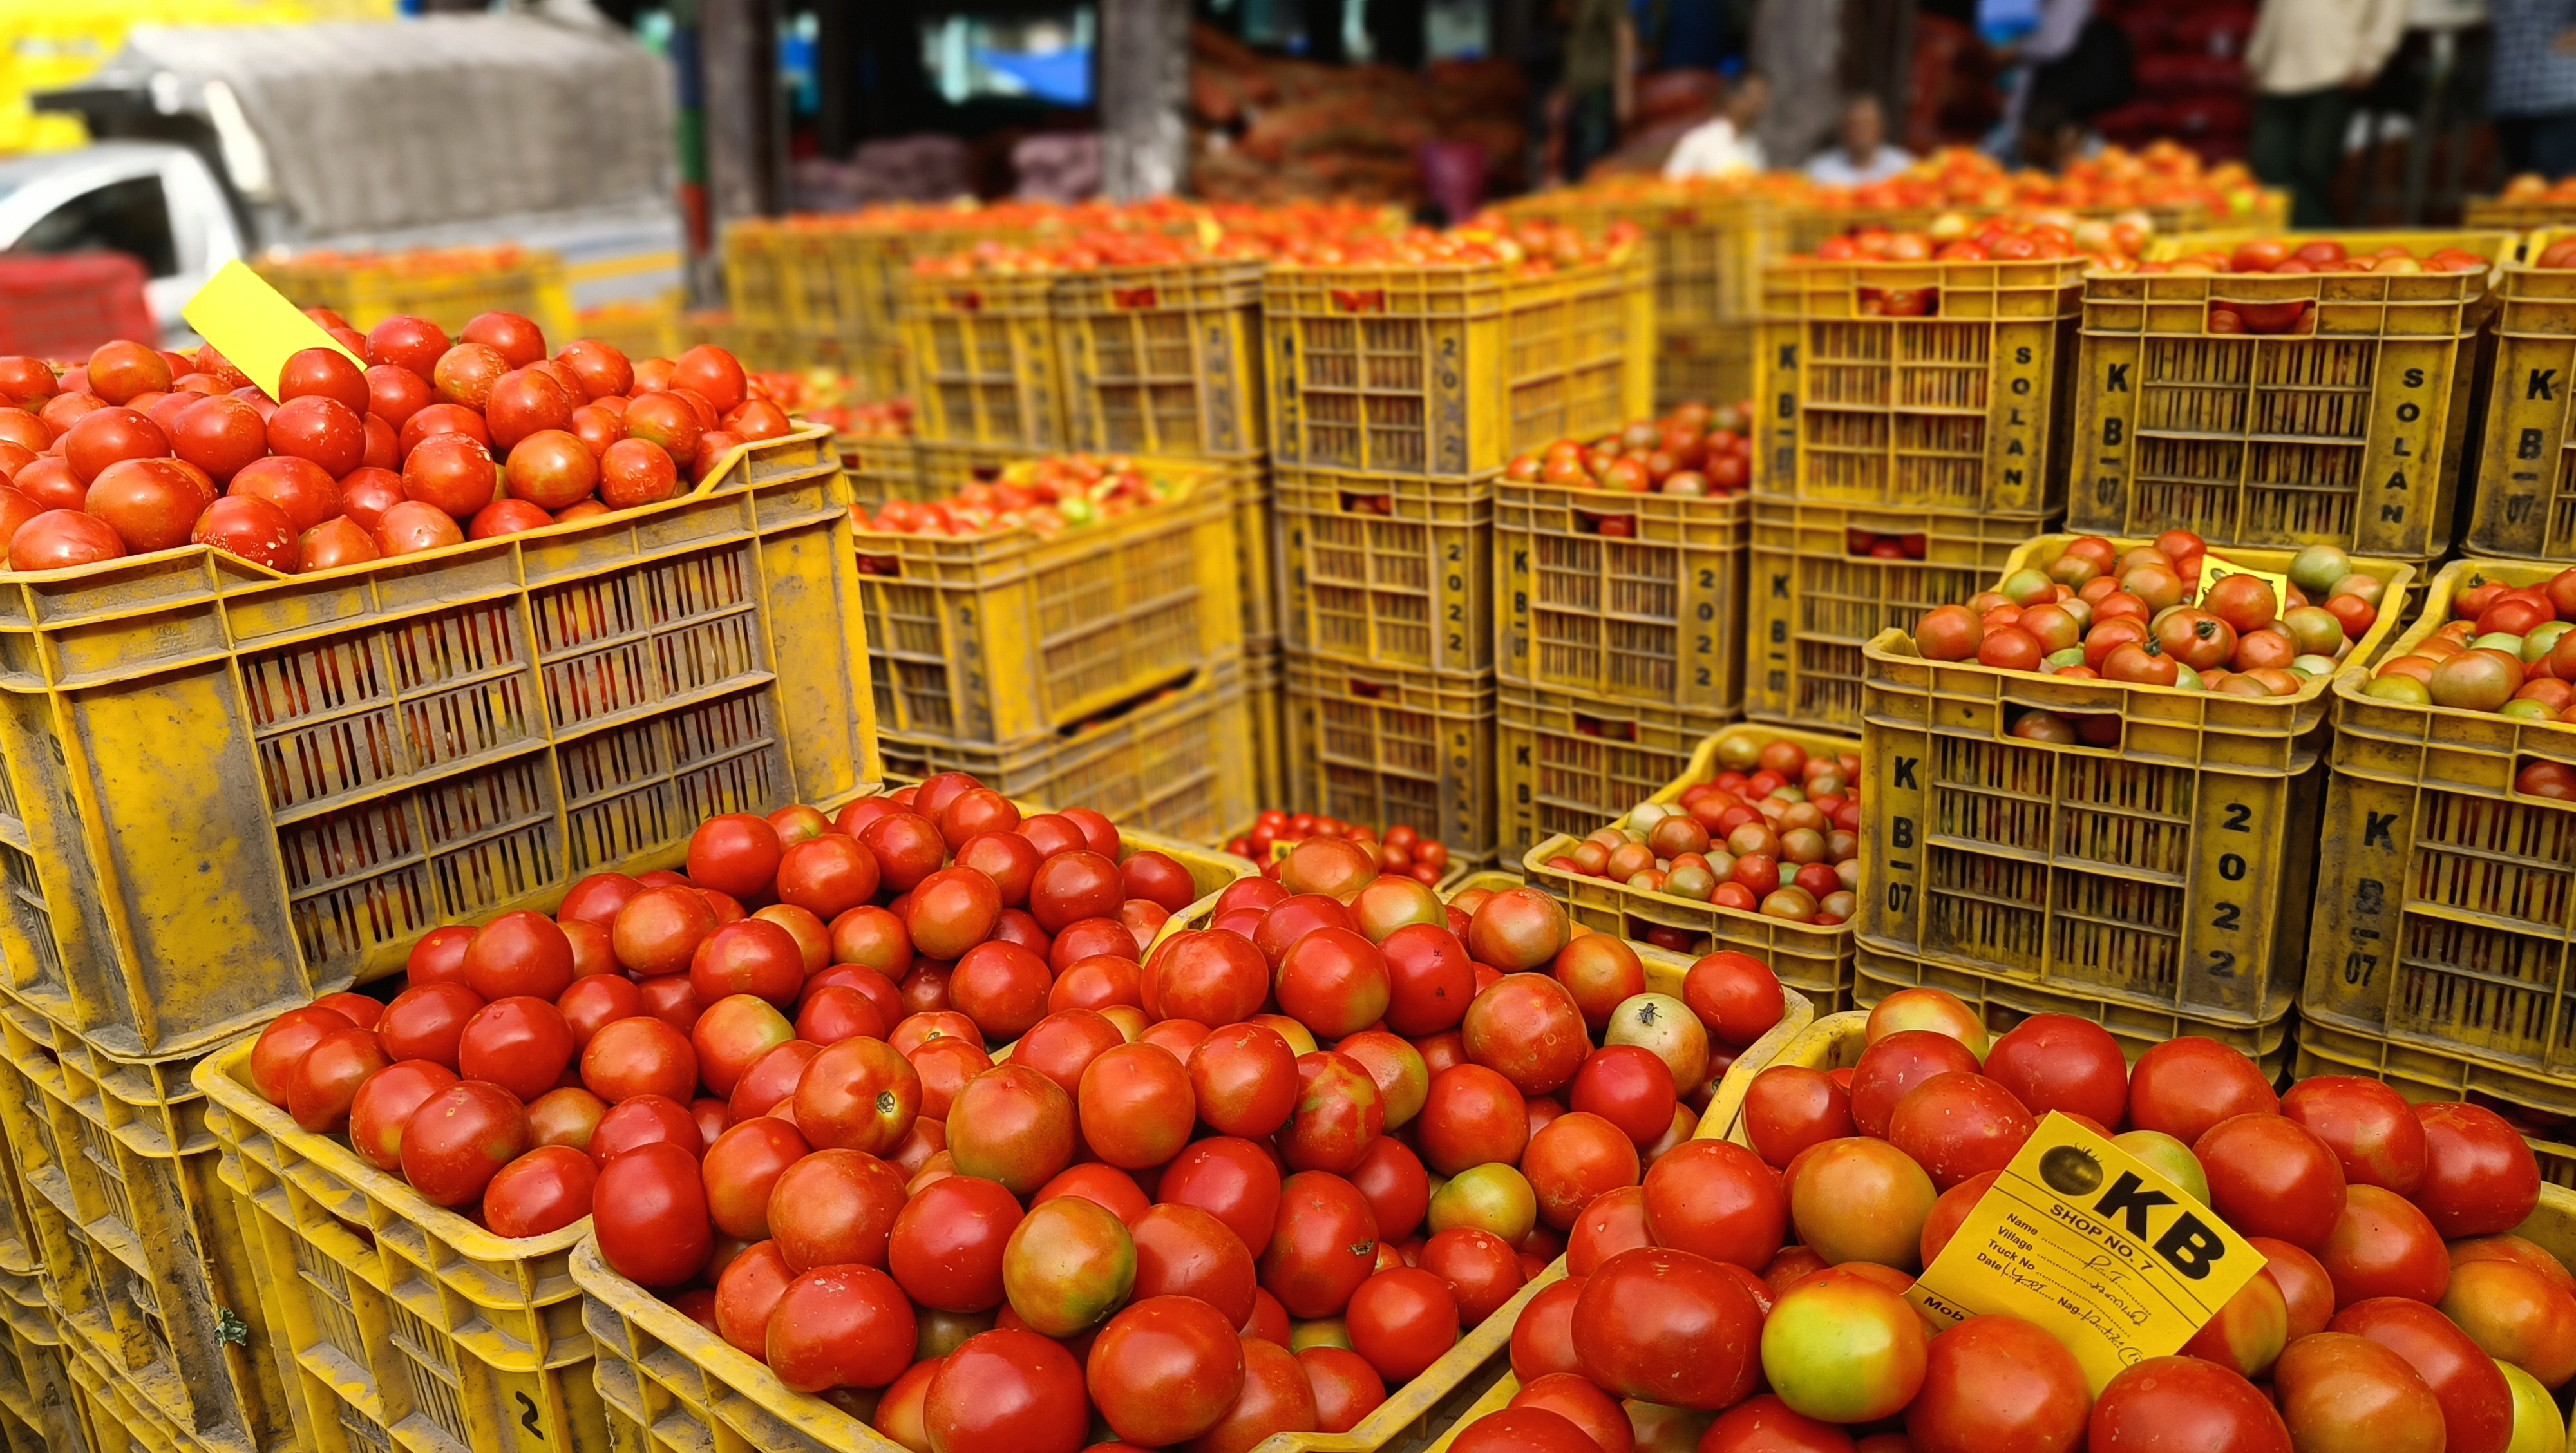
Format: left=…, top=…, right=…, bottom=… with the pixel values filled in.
left=5, top=12, right=688, bottom=341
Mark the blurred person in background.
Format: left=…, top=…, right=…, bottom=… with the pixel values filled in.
left=1561, top=0, right=1638, bottom=178
left=2246, top=0, right=2409, bottom=225
left=2492, top=0, right=2576, bottom=180
left=1665, top=70, right=1772, bottom=175
left=1807, top=94, right=1916, bottom=182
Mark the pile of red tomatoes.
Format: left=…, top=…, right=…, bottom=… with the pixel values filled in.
left=1443, top=987, right=2564, bottom=1453
left=1541, top=734, right=1861, bottom=927
left=854, top=455, right=1168, bottom=542
left=1911, top=532, right=2386, bottom=707
left=1806, top=216, right=2144, bottom=268
left=1224, top=810, right=1454, bottom=888
left=0, top=321, right=786, bottom=575
left=1503, top=403, right=1753, bottom=501
left=2139, top=238, right=2493, bottom=336
left=2364, top=569, right=2576, bottom=723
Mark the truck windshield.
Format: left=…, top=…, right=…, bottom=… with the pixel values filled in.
left=8, top=175, right=176, bottom=279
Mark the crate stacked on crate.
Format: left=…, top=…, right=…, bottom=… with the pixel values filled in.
left=0, top=428, right=873, bottom=1443
left=1265, top=231, right=1653, bottom=868
left=859, top=448, right=1256, bottom=845
left=255, top=245, right=575, bottom=343
left=2301, top=557, right=2576, bottom=1188
left=1858, top=534, right=2419, bottom=1079
left=2069, top=229, right=2514, bottom=567
left=1747, top=235, right=2088, bottom=732
left=1522, top=723, right=1864, bottom=1007
left=1494, top=415, right=1753, bottom=851
left=2472, top=229, right=2576, bottom=560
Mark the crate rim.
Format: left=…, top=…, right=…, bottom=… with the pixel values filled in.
left=2329, top=555, right=2552, bottom=716
left=0, top=424, right=836, bottom=589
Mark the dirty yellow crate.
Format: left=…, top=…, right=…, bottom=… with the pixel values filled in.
left=197, top=1030, right=605, bottom=1453
left=0, top=1005, right=298, bottom=1453
left=1279, top=467, right=1495, bottom=677
left=1754, top=250, right=2087, bottom=515
left=880, top=660, right=1258, bottom=848
left=1285, top=654, right=1499, bottom=864
left=0, top=427, right=875, bottom=1059
left=1522, top=722, right=1859, bottom=1008
left=1504, top=182, right=1790, bottom=328
left=901, top=269, right=1068, bottom=450
left=720, top=219, right=791, bottom=330
left=2068, top=229, right=2514, bottom=560
left=2300, top=556, right=2576, bottom=1129
left=1745, top=497, right=2047, bottom=732
left=2470, top=227, right=2576, bottom=558
left=256, top=247, right=574, bottom=347
left=573, top=893, right=1812, bottom=1453
left=1264, top=252, right=1653, bottom=480
left=0, top=1263, right=80, bottom=1453
left=1656, top=321, right=1757, bottom=412
left=1247, top=640, right=1289, bottom=814
left=1861, top=534, right=2416, bottom=1034
left=2465, top=198, right=2576, bottom=231
left=857, top=455, right=1242, bottom=750
left=1057, top=258, right=1265, bottom=458
left=1236, top=462, right=1279, bottom=647
left=842, top=433, right=923, bottom=512
left=1499, top=682, right=1738, bottom=855
left=1496, top=476, right=1748, bottom=717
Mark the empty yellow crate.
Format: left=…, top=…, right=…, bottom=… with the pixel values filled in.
left=0, top=428, right=876, bottom=1058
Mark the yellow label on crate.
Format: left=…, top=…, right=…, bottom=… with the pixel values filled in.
left=2193, top=553, right=2293, bottom=617
left=181, top=261, right=366, bottom=399
left=1907, top=1114, right=2267, bottom=1393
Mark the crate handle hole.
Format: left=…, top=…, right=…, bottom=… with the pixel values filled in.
left=1633, top=920, right=1701, bottom=955
left=1575, top=509, right=1638, bottom=537
left=1347, top=679, right=1388, bottom=701
left=1336, top=491, right=1396, bottom=517
left=947, top=290, right=986, bottom=312
left=1112, top=286, right=1160, bottom=310
left=1061, top=669, right=1202, bottom=736
left=855, top=553, right=904, bottom=579
left=1330, top=289, right=1387, bottom=314
left=1571, top=713, right=1638, bottom=743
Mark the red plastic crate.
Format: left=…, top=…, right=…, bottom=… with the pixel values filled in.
left=0, top=256, right=156, bottom=361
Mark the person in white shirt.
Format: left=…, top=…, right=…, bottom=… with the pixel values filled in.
left=2246, top=0, right=2410, bottom=224
left=1664, top=71, right=1772, bottom=179
left=1806, top=95, right=1915, bottom=186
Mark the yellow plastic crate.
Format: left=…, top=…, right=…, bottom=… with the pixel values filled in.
left=2470, top=227, right=2576, bottom=558
left=0, top=1005, right=298, bottom=1453
left=1656, top=322, right=1757, bottom=413
left=881, top=660, right=1259, bottom=848
left=1285, top=654, right=1499, bottom=865
left=901, top=271, right=1068, bottom=450
left=2300, top=556, right=2576, bottom=1122
left=2465, top=198, right=2576, bottom=231
left=1237, top=464, right=1279, bottom=648
left=1247, top=641, right=1289, bottom=813
left=1504, top=184, right=1789, bottom=328
left=64, top=1329, right=238, bottom=1453
left=1754, top=251, right=2087, bottom=515
left=255, top=249, right=574, bottom=345
left=1496, top=477, right=1747, bottom=716
left=1860, top=534, right=2416, bottom=1032
left=857, top=455, right=1242, bottom=750
left=1057, top=259, right=1266, bottom=458
left=1499, top=683, right=1739, bottom=860
left=0, top=428, right=876, bottom=1059
left=0, top=1263, right=79, bottom=1453
left=2068, top=229, right=2514, bottom=560
left=1264, top=252, right=1653, bottom=480
left=720, top=219, right=791, bottom=330
left=1745, top=497, right=2047, bottom=733
left=1278, top=467, right=1495, bottom=678
left=573, top=893, right=1814, bottom=1453
left=842, top=433, right=923, bottom=512
left=194, top=1029, right=616, bottom=1453
left=1521, top=723, right=1859, bottom=1009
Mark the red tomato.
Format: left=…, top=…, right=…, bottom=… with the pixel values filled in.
left=1450, top=1408, right=1598, bottom=1453
left=2320, top=1184, right=2453, bottom=1306
left=456, top=996, right=574, bottom=1103
left=1188, top=1023, right=1300, bottom=1139
left=1080, top=1041, right=1197, bottom=1170
left=1419, top=1063, right=1530, bottom=1175
left=2195, top=1112, right=2348, bottom=1249
left=1702, top=1394, right=1860, bottom=1453
left=1740, top=1065, right=1857, bottom=1169
left=1131, top=1202, right=1259, bottom=1325
left=2249, top=1236, right=2337, bottom=1340
left=1461, top=973, right=1590, bottom=1096
left=249, top=1005, right=357, bottom=1106
left=1279, top=1050, right=1387, bottom=1175
left=765, top=1264, right=915, bottom=1394
left=2126, top=1037, right=2277, bottom=1144
left=1573, top=1247, right=1763, bottom=1410
left=1160, top=1137, right=1284, bottom=1257
left=948, top=1063, right=1078, bottom=1196
left=1569, top=1045, right=1680, bottom=1147
left=2272, top=1330, right=2448, bottom=1453
left=1888, top=1072, right=2036, bottom=1190
left=768, top=1147, right=907, bottom=1273
left=1144, top=930, right=1271, bottom=1027
left=2412, top=1102, right=2543, bottom=1237
left=578, top=1014, right=696, bottom=1103
left=1085, top=1295, right=1247, bottom=1446
left=1523, top=1110, right=1642, bottom=1230
left=1299, top=1345, right=1387, bottom=1434
left=713, top=1239, right=794, bottom=1358
left=1278, top=928, right=1394, bottom=1040
left=1260, top=1171, right=1379, bottom=1318
left=401, top=1080, right=532, bottom=1208
left=1982, top=1014, right=2128, bottom=1126
left=588, top=1094, right=701, bottom=1165
left=1509, top=1276, right=1586, bottom=1385
left=1343, top=1267, right=1461, bottom=1382
left=1682, top=950, right=1785, bottom=1048
left=1380, top=924, right=1478, bottom=1036
left=1640, top=1139, right=1785, bottom=1270
left=480, top=1145, right=598, bottom=1238
left=1181, top=1336, right=1320, bottom=1452
left=1848, top=1031, right=1981, bottom=1140
left=2331, top=1297, right=2515, bottom=1453
left=2086, top=1356, right=2290, bottom=1453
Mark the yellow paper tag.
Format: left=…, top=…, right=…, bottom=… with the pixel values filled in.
left=180, top=261, right=366, bottom=399
left=2193, top=552, right=2293, bottom=617
left=1907, top=1114, right=2268, bottom=1392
